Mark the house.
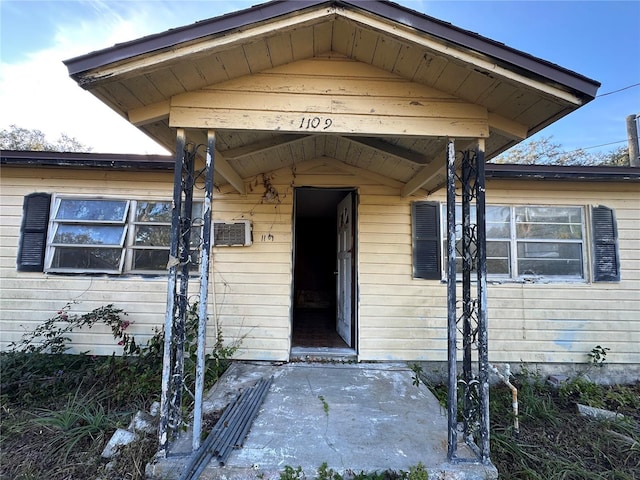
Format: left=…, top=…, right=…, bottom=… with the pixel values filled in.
left=4, top=1, right=640, bottom=463
left=2, top=0, right=638, bottom=376
left=2, top=150, right=639, bottom=375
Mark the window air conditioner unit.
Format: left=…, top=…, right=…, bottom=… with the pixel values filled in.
left=213, top=220, right=252, bottom=247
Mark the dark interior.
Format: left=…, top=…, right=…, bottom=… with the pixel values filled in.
left=292, top=188, right=350, bottom=348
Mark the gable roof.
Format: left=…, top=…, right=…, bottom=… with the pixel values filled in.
left=64, top=0, right=600, bottom=194
left=65, top=0, right=598, bottom=98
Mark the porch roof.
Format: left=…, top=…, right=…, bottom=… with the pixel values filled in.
left=64, top=0, right=600, bottom=194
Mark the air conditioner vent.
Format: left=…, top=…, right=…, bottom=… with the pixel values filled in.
left=213, top=220, right=252, bottom=247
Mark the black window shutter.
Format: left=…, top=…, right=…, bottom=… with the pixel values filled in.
left=592, top=205, right=620, bottom=282
left=17, top=193, right=51, bottom=272
left=412, top=201, right=441, bottom=279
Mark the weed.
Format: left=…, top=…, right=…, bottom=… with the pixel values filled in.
left=280, top=465, right=305, bottom=480
left=317, top=462, right=343, bottom=480
left=588, top=345, right=610, bottom=367
left=318, top=395, right=329, bottom=415
left=350, top=471, right=391, bottom=479
left=348, top=469, right=408, bottom=479
left=426, top=382, right=447, bottom=408
left=1, top=299, right=239, bottom=480
left=30, top=389, right=120, bottom=462
left=406, top=462, right=428, bottom=480
left=8, top=303, right=133, bottom=355
left=409, top=363, right=424, bottom=387
left=516, top=375, right=560, bottom=425
left=559, top=377, right=607, bottom=409
left=94, top=354, right=163, bottom=409
left=141, top=301, right=240, bottom=416
left=277, top=464, right=429, bottom=480
left=99, top=431, right=158, bottom=480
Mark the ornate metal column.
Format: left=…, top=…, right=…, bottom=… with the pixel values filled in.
left=192, top=131, right=216, bottom=450
left=447, top=139, right=491, bottom=464
left=158, top=129, right=216, bottom=457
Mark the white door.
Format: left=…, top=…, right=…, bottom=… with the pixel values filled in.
left=336, top=193, right=353, bottom=346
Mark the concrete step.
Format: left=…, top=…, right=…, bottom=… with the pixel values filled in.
left=289, top=346, right=358, bottom=363
left=146, top=362, right=498, bottom=480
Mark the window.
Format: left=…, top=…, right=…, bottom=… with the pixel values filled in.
left=18, top=194, right=202, bottom=274
left=514, top=206, right=584, bottom=278
left=440, top=205, right=586, bottom=280
left=48, top=198, right=130, bottom=273
left=411, top=201, right=619, bottom=283
left=129, top=201, right=202, bottom=273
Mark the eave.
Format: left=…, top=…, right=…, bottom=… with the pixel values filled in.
left=485, top=163, right=640, bottom=182
left=64, top=0, right=598, bottom=99
left=0, top=150, right=174, bottom=171
left=4, top=150, right=638, bottom=184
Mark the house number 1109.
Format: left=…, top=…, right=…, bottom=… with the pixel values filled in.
left=299, top=116, right=333, bottom=130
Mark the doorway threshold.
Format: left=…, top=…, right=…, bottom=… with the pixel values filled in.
left=290, top=346, right=357, bottom=363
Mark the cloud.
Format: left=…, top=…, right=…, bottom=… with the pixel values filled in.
left=0, top=0, right=256, bottom=154
left=0, top=2, right=169, bottom=154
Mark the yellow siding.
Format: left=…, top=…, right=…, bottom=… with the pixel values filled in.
left=1, top=166, right=639, bottom=367
left=169, top=56, right=490, bottom=138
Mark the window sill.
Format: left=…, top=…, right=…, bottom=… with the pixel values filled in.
left=438, top=277, right=587, bottom=285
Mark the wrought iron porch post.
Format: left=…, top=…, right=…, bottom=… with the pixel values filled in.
left=446, top=139, right=458, bottom=461
left=158, top=129, right=215, bottom=456
left=447, top=139, right=491, bottom=465
left=192, top=130, right=215, bottom=450
left=475, top=141, right=490, bottom=463
left=159, top=128, right=187, bottom=458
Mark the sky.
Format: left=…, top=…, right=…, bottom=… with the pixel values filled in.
left=1, top=0, right=639, bottom=156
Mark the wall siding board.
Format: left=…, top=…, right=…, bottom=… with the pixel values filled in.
left=1, top=167, right=638, bottom=366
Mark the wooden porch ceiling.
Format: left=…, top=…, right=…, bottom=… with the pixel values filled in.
left=65, top=0, right=599, bottom=196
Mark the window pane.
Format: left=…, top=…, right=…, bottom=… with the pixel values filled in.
left=56, top=199, right=127, bottom=221
left=134, top=225, right=171, bottom=247
left=134, top=202, right=204, bottom=223
left=487, top=241, right=509, bottom=257
left=134, top=227, right=201, bottom=248
left=190, top=230, right=202, bottom=249
left=486, top=206, right=510, bottom=223
left=487, top=259, right=510, bottom=274
left=191, top=203, right=204, bottom=226
left=515, top=207, right=583, bottom=240
left=517, top=242, right=583, bottom=276
left=132, top=249, right=169, bottom=271
left=51, top=247, right=122, bottom=270
left=53, top=225, right=125, bottom=245
left=135, top=202, right=172, bottom=223
left=132, top=249, right=200, bottom=272
left=487, top=241, right=510, bottom=274
left=486, top=206, right=511, bottom=239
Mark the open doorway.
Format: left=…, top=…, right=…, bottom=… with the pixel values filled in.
left=292, top=187, right=356, bottom=350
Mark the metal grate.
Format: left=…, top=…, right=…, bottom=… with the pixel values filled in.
left=213, top=221, right=251, bottom=246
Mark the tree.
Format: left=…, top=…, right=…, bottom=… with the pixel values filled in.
left=0, top=124, right=92, bottom=152
left=492, top=136, right=629, bottom=167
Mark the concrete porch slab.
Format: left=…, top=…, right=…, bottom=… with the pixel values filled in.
left=147, top=362, right=497, bottom=480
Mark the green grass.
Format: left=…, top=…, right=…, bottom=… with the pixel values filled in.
left=2, top=351, right=638, bottom=480
left=0, top=351, right=225, bottom=480
left=30, top=390, right=121, bottom=462
left=488, top=374, right=640, bottom=480
left=279, top=462, right=429, bottom=480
